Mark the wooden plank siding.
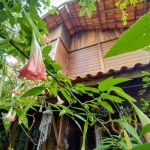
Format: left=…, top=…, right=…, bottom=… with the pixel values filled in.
left=68, top=45, right=101, bottom=78
left=101, top=40, right=150, bottom=72
left=48, top=24, right=70, bottom=50
left=67, top=28, right=150, bottom=79
left=69, top=29, right=125, bottom=51
left=48, top=25, right=150, bottom=79
left=55, top=39, right=68, bottom=76
left=49, top=40, right=57, bottom=60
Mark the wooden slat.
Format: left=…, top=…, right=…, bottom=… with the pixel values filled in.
left=97, top=43, right=106, bottom=72
left=101, top=40, right=150, bottom=72
left=52, top=115, right=58, bottom=143
left=54, top=39, right=69, bottom=75
left=68, top=44, right=101, bottom=78
left=69, top=29, right=120, bottom=51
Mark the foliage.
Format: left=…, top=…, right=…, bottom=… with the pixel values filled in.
left=79, top=0, right=143, bottom=24
left=104, top=12, right=150, bottom=58
left=0, top=0, right=150, bottom=150
left=115, top=0, right=143, bottom=25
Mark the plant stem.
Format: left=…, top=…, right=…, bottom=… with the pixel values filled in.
left=0, top=31, right=121, bottom=149
left=0, top=32, right=29, bottom=59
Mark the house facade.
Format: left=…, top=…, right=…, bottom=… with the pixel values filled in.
left=2, top=0, right=150, bottom=149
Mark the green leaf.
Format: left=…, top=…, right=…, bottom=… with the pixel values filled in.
left=104, top=12, right=150, bottom=58
left=98, top=77, right=130, bottom=92
left=42, top=45, right=52, bottom=56
left=2, top=59, right=7, bottom=76
left=12, top=2, right=21, bottom=12
left=60, top=87, right=71, bottom=103
left=27, top=0, right=40, bottom=7
left=21, top=86, right=46, bottom=97
left=0, top=78, right=3, bottom=97
left=19, top=53, right=26, bottom=64
left=3, top=0, right=15, bottom=26
left=131, top=143, right=150, bottom=150
left=94, top=144, right=113, bottom=150
left=79, top=6, right=86, bottom=16
left=79, top=1, right=86, bottom=6
left=111, top=87, right=136, bottom=102
left=15, top=108, right=24, bottom=117
left=59, top=110, right=67, bottom=116
left=74, top=114, right=86, bottom=122
left=22, top=116, right=29, bottom=129
left=88, top=3, right=96, bottom=11
left=101, top=94, right=123, bottom=103
left=113, top=78, right=131, bottom=85
left=140, top=123, right=150, bottom=137
left=70, top=116, right=83, bottom=132
left=0, top=10, right=7, bottom=22
left=122, top=121, right=142, bottom=145
left=100, top=101, right=114, bottom=113
left=81, top=120, right=88, bottom=150
left=87, top=8, right=92, bottom=18
left=71, top=89, right=82, bottom=95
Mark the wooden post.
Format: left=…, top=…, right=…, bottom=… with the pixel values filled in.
left=94, top=124, right=102, bottom=147
left=56, top=115, right=63, bottom=149
left=52, top=115, right=58, bottom=143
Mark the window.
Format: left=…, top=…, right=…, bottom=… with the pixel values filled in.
left=14, top=127, right=40, bottom=150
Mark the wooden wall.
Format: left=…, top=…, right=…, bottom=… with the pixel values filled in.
left=48, top=24, right=150, bottom=79
left=55, top=39, right=68, bottom=76
left=49, top=40, right=57, bottom=60
left=68, top=45, right=101, bottom=78
left=69, top=29, right=125, bottom=51
left=49, top=24, right=70, bottom=49
left=101, top=40, right=150, bottom=72
left=67, top=29, right=150, bottom=79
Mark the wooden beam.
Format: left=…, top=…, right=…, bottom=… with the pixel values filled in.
left=47, top=18, right=69, bottom=31
left=94, top=124, right=102, bottom=147
left=68, top=19, right=136, bottom=31
left=70, top=2, right=150, bottom=19
left=64, top=4, right=78, bottom=32
left=52, top=115, right=58, bottom=143
left=72, top=2, right=83, bottom=30
left=143, top=0, right=148, bottom=15
left=96, top=1, right=103, bottom=31
left=56, top=115, right=63, bottom=149
left=57, top=8, right=70, bottom=34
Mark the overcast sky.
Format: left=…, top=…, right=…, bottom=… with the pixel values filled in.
left=40, top=0, right=71, bottom=16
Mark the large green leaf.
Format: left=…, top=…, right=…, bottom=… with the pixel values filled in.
left=101, top=94, right=123, bottom=103
left=22, top=116, right=29, bottom=129
left=122, top=121, right=142, bottom=145
left=131, top=143, right=150, bottom=150
left=140, top=123, right=150, bottom=137
left=111, top=87, right=136, bottom=102
left=42, top=45, right=52, bottom=56
left=100, top=101, right=114, bottom=113
left=104, top=12, right=150, bottom=58
left=98, top=77, right=131, bottom=92
left=81, top=120, right=88, bottom=150
left=21, top=86, right=46, bottom=97
left=0, top=10, right=7, bottom=22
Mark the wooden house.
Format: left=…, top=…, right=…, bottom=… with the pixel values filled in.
left=1, top=0, right=150, bottom=149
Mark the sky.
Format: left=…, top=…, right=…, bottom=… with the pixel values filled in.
left=40, top=0, right=71, bottom=16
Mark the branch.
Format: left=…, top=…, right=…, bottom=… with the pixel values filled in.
left=0, top=26, right=121, bottom=148
left=0, top=32, right=29, bottom=59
